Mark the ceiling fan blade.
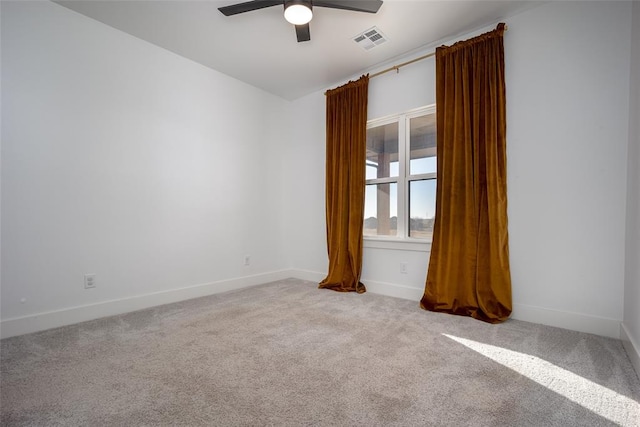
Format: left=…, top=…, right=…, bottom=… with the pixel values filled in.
left=218, top=0, right=283, bottom=16
left=313, top=0, right=383, bottom=14
left=295, top=23, right=311, bottom=42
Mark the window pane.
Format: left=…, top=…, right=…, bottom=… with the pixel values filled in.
left=410, top=114, right=436, bottom=175
left=409, top=179, right=436, bottom=238
left=367, top=122, right=399, bottom=179
left=364, top=183, right=398, bottom=236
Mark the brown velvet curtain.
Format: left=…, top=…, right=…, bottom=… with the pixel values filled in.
left=420, top=24, right=512, bottom=323
left=319, top=75, right=369, bottom=293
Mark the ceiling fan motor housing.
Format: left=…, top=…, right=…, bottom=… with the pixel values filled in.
left=284, top=0, right=313, bottom=11
left=284, top=0, right=313, bottom=25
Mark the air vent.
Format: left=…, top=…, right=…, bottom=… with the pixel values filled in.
left=353, top=26, right=388, bottom=51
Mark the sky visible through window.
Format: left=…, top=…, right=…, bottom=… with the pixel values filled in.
left=365, top=157, right=436, bottom=220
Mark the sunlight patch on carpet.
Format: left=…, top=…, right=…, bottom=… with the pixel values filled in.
left=443, top=334, right=640, bottom=426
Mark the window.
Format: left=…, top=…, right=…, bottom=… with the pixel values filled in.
left=364, top=105, right=436, bottom=240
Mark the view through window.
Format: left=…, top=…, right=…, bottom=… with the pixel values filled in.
left=364, top=105, right=436, bottom=239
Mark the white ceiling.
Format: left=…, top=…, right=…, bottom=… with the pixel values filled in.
left=55, top=0, right=544, bottom=100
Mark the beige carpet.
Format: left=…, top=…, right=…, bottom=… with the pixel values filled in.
left=1, top=278, right=639, bottom=426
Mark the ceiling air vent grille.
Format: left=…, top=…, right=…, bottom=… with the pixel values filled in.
left=353, top=27, right=388, bottom=51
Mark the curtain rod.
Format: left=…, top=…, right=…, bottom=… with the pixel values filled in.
left=369, top=52, right=435, bottom=78
left=369, top=24, right=508, bottom=79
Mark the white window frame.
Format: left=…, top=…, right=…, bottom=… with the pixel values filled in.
left=364, top=104, right=436, bottom=250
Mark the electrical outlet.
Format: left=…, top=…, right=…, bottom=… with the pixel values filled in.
left=84, top=274, right=96, bottom=289
left=244, top=255, right=251, bottom=266
left=400, top=262, right=408, bottom=274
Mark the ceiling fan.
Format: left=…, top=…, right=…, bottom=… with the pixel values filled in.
left=218, top=0, right=383, bottom=43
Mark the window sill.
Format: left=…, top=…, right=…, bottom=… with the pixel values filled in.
left=363, top=237, right=432, bottom=252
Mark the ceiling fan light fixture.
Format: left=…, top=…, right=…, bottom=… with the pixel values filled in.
left=284, top=1, right=313, bottom=25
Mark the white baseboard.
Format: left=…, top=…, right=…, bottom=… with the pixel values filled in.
left=290, top=269, right=425, bottom=301
left=289, top=269, right=325, bottom=283
left=0, top=269, right=292, bottom=339
left=289, top=270, right=622, bottom=339
left=362, top=278, right=424, bottom=301
left=620, top=323, right=640, bottom=379
left=510, top=303, right=621, bottom=339
left=2, top=269, right=624, bottom=343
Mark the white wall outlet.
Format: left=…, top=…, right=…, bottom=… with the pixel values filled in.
left=400, top=262, right=408, bottom=274
left=84, top=274, right=96, bottom=289
left=244, top=255, right=251, bottom=266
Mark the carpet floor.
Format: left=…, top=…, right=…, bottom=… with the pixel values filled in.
left=1, top=278, right=639, bottom=426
